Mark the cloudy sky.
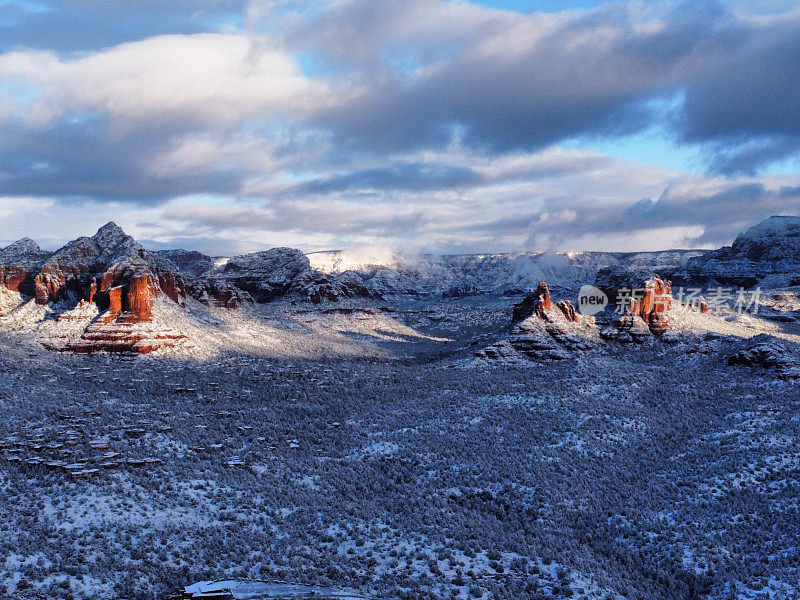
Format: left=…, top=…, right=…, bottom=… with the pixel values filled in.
left=1, top=0, right=799, bottom=255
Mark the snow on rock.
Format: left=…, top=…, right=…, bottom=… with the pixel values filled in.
left=480, top=275, right=691, bottom=360
left=556, top=299, right=578, bottom=322
left=673, top=216, right=800, bottom=288
left=512, top=281, right=552, bottom=320
left=189, top=277, right=251, bottom=308
left=46, top=319, right=189, bottom=354
left=312, top=249, right=705, bottom=298
left=191, top=247, right=373, bottom=306
left=0, top=237, right=51, bottom=296
left=727, top=334, right=800, bottom=379
left=0, top=223, right=190, bottom=353
left=598, top=275, right=674, bottom=339
left=221, top=247, right=310, bottom=302
left=593, top=216, right=800, bottom=291
left=0, top=222, right=186, bottom=313
left=639, top=276, right=672, bottom=335
left=477, top=280, right=598, bottom=361
left=154, top=249, right=215, bottom=278
left=292, top=268, right=373, bottom=303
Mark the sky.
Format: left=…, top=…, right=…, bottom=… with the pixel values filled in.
left=1, top=0, right=799, bottom=255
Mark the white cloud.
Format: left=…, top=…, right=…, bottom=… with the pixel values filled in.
left=0, top=33, right=327, bottom=129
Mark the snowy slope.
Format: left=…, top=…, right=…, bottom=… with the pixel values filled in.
left=308, top=249, right=706, bottom=297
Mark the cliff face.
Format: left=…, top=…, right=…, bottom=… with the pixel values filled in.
left=671, top=216, right=800, bottom=288
left=155, top=249, right=215, bottom=278
left=190, top=247, right=373, bottom=306
left=0, top=223, right=189, bottom=353
left=0, top=237, right=51, bottom=296
left=0, top=222, right=186, bottom=324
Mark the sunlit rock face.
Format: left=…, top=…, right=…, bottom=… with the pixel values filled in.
left=478, top=280, right=596, bottom=361
left=220, top=247, right=311, bottom=303
left=0, top=237, right=50, bottom=296
left=124, top=273, right=153, bottom=323
left=0, top=222, right=186, bottom=318
left=600, top=276, right=674, bottom=340
left=556, top=300, right=578, bottom=322
left=54, top=320, right=189, bottom=354
left=639, top=277, right=672, bottom=335
left=0, top=223, right=188, bottom=353
left=512, top=281, right=552, bottom=321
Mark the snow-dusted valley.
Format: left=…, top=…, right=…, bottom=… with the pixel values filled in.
left=2, top=218, right=800, bottom=600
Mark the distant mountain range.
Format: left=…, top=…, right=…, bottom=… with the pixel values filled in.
left=3, top=216, right=800, bottom=309
left=0, top=215, right=798, bottom=354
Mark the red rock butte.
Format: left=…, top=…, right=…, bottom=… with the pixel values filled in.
left=0, top=223, right=189, bottom=353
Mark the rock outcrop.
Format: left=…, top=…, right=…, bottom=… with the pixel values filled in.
left=671, top=216, right=800, bottom=288
left=51, top=320, right=189, bottom=354
left=310, top=248, right=706, bottom=298
left=155, top=249, right=215, bottom=278
left=190, top=247, right=373, bottom=306
left=478, top=280, right=594, bottom=361
left=556, top=300, right=578, bottom=322
left=601, top=276, right=674, bottom=340
left=190, top=277, right=251, bottom=308
left=595, top=265, right=660, bottom=306
left=727, top=335, right=800, bottom=379
left=0, top=223, right=189, bottom=353
left=512, top=281, right=552, bottom=320
left=1, top=222, right=185, bottom=315
left=0, top=238, right=51, bottom=296
left=219, top=248, right=312, bottom=302
left=639, top=276, right=672, bottom=335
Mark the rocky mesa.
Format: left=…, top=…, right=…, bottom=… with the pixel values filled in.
left=0, top=223, right=189, bottom=353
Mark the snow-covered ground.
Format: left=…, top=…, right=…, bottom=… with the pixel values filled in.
left=1, top=283, right=799, bottom=600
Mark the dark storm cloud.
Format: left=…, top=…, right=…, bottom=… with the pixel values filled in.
left=677, top=10, right=800, bottom=173
left=290, top=162, right=483, bottom=195
left=287, top=0, right=800, bottom=170
left=0, top=117, right=242, bottom=203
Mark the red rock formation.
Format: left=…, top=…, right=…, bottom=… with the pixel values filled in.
left=638, top=277, right=671, bottom=320
left=556, top=300, right=578, bottom=322
left=699, top=296, right=708, bottom=313
left=648, top=312, right=670, bottom=335
left=479, top=288, right=591, bottom=361
left=537, top=281, right=552, bottom=312
left=157, top=272, right=184, bottom=303
left=639, top=277, right=672, bottom=335
left=107, top=286, right=123, bottom=316
left=1, top=224, right=194, bottom=353
left=0, top=269, right=33, bottom=295
left=54, top=321, right=189, bottom=354
left=34, top=274, right=49, bottom=305
left=512, top=281, right=552, bottom=320
left=100, top=270, right=116, bottom=293
left=601, top=276, right=674, bottom=341
left=191, top=278, right=250, bottom=308
left=125, top=272, right=153, bottom=322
